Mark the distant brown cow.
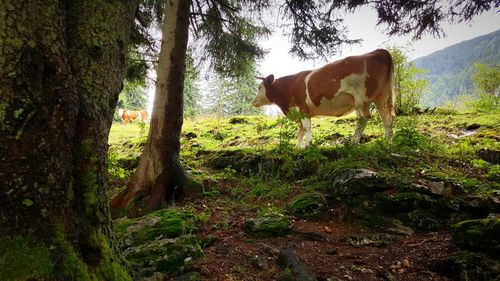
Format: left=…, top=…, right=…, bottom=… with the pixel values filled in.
left=118, top=108, right=148, bottom=125
left=253, top=49, right=395, bottom=147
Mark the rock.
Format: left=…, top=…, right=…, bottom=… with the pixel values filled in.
left=300, top=231, right=327, bottom=242
left=250, top=256, right=268, bottom=269
left=328, top=169, right=388, bottom=197
left=326, top=248, right=338, bottom=255
left=383, top=219, right=414, bottom=236
left=113, top=208, right=202, bottom=278
left=287, top=192, right=327, bottom=219
left=145, top=272, right=166, bottom=281
left=345, top=233, right=396, bottom=247
left=114, top=208, right=198, bottom=247
left=432, top=251, right=500, bottom=281
left=477, top=148, right=500, bottom=165
left=426, top=181, right=449, bottom=196
left=383, top=192, right=436, bottom=213
left=399, top=210, right=443, bottom=231
left=452, top=217, right=500, bottom=254
left=462, top=195, right=500, bottom=218
left=228, top=116, right=249, bottom=124
left=123, top=235, right=203, bottom=277
left=465, top=123, right=481, bottom=130
left=171, top=271, right=201, bottom=281
left=184, top=131, right=198, bottom=140
left=277, top=246, right=317, bottom=281
left=244, top=213, right=293, bottom=237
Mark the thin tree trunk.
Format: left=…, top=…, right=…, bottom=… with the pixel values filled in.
left=111, top=0, right=192, bottom=215
left=0, top=1, right=137, bottom=279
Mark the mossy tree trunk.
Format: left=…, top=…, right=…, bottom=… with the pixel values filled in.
left=111, top=0, right=192, bottom=215
left=0, top=1, right=137, bottom=280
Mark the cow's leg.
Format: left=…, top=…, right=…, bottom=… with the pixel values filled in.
left=302, top=118, right=312, bottom=147
left=375, top=91, right=395, bottom=141
left=352, top=102, right=371, bottom=144
left=296, top=122, right=305, bottom=148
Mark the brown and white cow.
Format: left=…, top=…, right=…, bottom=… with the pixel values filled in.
left=253, top=49, right=395, bottom=147
left=118, top=108, right=149, bottom=125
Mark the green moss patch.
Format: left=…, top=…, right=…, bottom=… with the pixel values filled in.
left=113, top=208, right=202, bottom=279
left=453, top=217, right=500, bottom=254
left=287, top=192, right=327, bottom=219
left=123, top=235, right=202, bottom=277
left=0, top=237, right=53, bottom=281
left=245, top=213, right=293, bottom=237
left=114, top=208, right=197, bottom=246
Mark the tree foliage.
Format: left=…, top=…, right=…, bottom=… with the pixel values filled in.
left=388, top=46, right=429, bottom=115
left=413, top=29, right=499, bottom=106
left=471, top=63, right=500, bottom=111
left=473, top=63, right=500, bottom=97
left=118, top=81, right=148, bottom=110
left=184, top=52, right=202, bottom=117
left=205, top=62, right=262, bottom=117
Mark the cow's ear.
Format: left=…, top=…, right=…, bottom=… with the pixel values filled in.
left=266, top=74, right=274, bottom=84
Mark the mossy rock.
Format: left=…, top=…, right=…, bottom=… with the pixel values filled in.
left=114, top=208, right=197, bottom=246
left=114, top=155, right=140, bottom=170
left=345, top=233, right=396, bottom=247
left=245, top=214, right=293, bottom=237
left=433, top=251, right=500, bottom=281
left=383, top=192, right=437, bottom=213
left=452, top=217, right=500, bottom=254
left=397, top=210, right=443, bottom=231
left=287, top=192, right=327, bottom=219
left=327, top=169, right=388, bottom=198
left=123, top=235, right=202, bottom=277
left=228, top=116, right=249, bottom=124
left=280, top=157, right=318, bottom=181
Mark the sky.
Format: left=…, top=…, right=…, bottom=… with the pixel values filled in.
left=146, top=7, right=499, bottom=114
left=257, top=7, right=499, bottom=78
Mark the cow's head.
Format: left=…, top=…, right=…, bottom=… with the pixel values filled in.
left=252, top=74, right=274, bottom=107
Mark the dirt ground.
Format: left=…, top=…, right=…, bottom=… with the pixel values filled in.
left=181, top=205, right=456, bottom=281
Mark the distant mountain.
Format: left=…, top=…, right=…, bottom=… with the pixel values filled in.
left=413, top=29, right=500, bottom=106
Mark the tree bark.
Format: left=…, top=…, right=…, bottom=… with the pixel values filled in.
left=111, top=0, right=192, bottom=215
left=0, top=1, right=137, bottom=280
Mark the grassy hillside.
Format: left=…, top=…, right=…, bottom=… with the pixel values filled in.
left=108, top=110, right=499, bottom=280
left=413, top=29, right=500, bottom=106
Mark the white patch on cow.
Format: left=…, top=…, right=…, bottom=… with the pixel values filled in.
left=302, top=118, right=312, bottom=147
left=293, top=118, right=311, bottom=148
left=118, top=108, right=124, bottom=118
left=252, top=82, right=271, bottom=107
left=310, top=93, right=355, bottom=117
left=303, top=61, right=371, bottom=118
left=339, top=60, right=369, bottom=108
left=304, top=70, right=317, bottom=111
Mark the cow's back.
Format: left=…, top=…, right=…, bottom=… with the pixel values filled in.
left=305, top=49, right=393, bottom=117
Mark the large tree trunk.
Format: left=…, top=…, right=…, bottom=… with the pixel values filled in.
left=111, top=0, right=192, bottom=215
left=0, top=1, right=137, bottom=280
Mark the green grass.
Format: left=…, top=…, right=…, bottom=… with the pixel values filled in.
left=108, top=109, right=499, bottom=213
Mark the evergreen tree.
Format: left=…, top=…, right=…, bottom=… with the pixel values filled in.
left=118, top=81, right=148, bottom=110
left=112, top=0, right=497, bottom=213
left=184, top=52, right=202, bottom=117
left=471, top=63, right=500, bottom=110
